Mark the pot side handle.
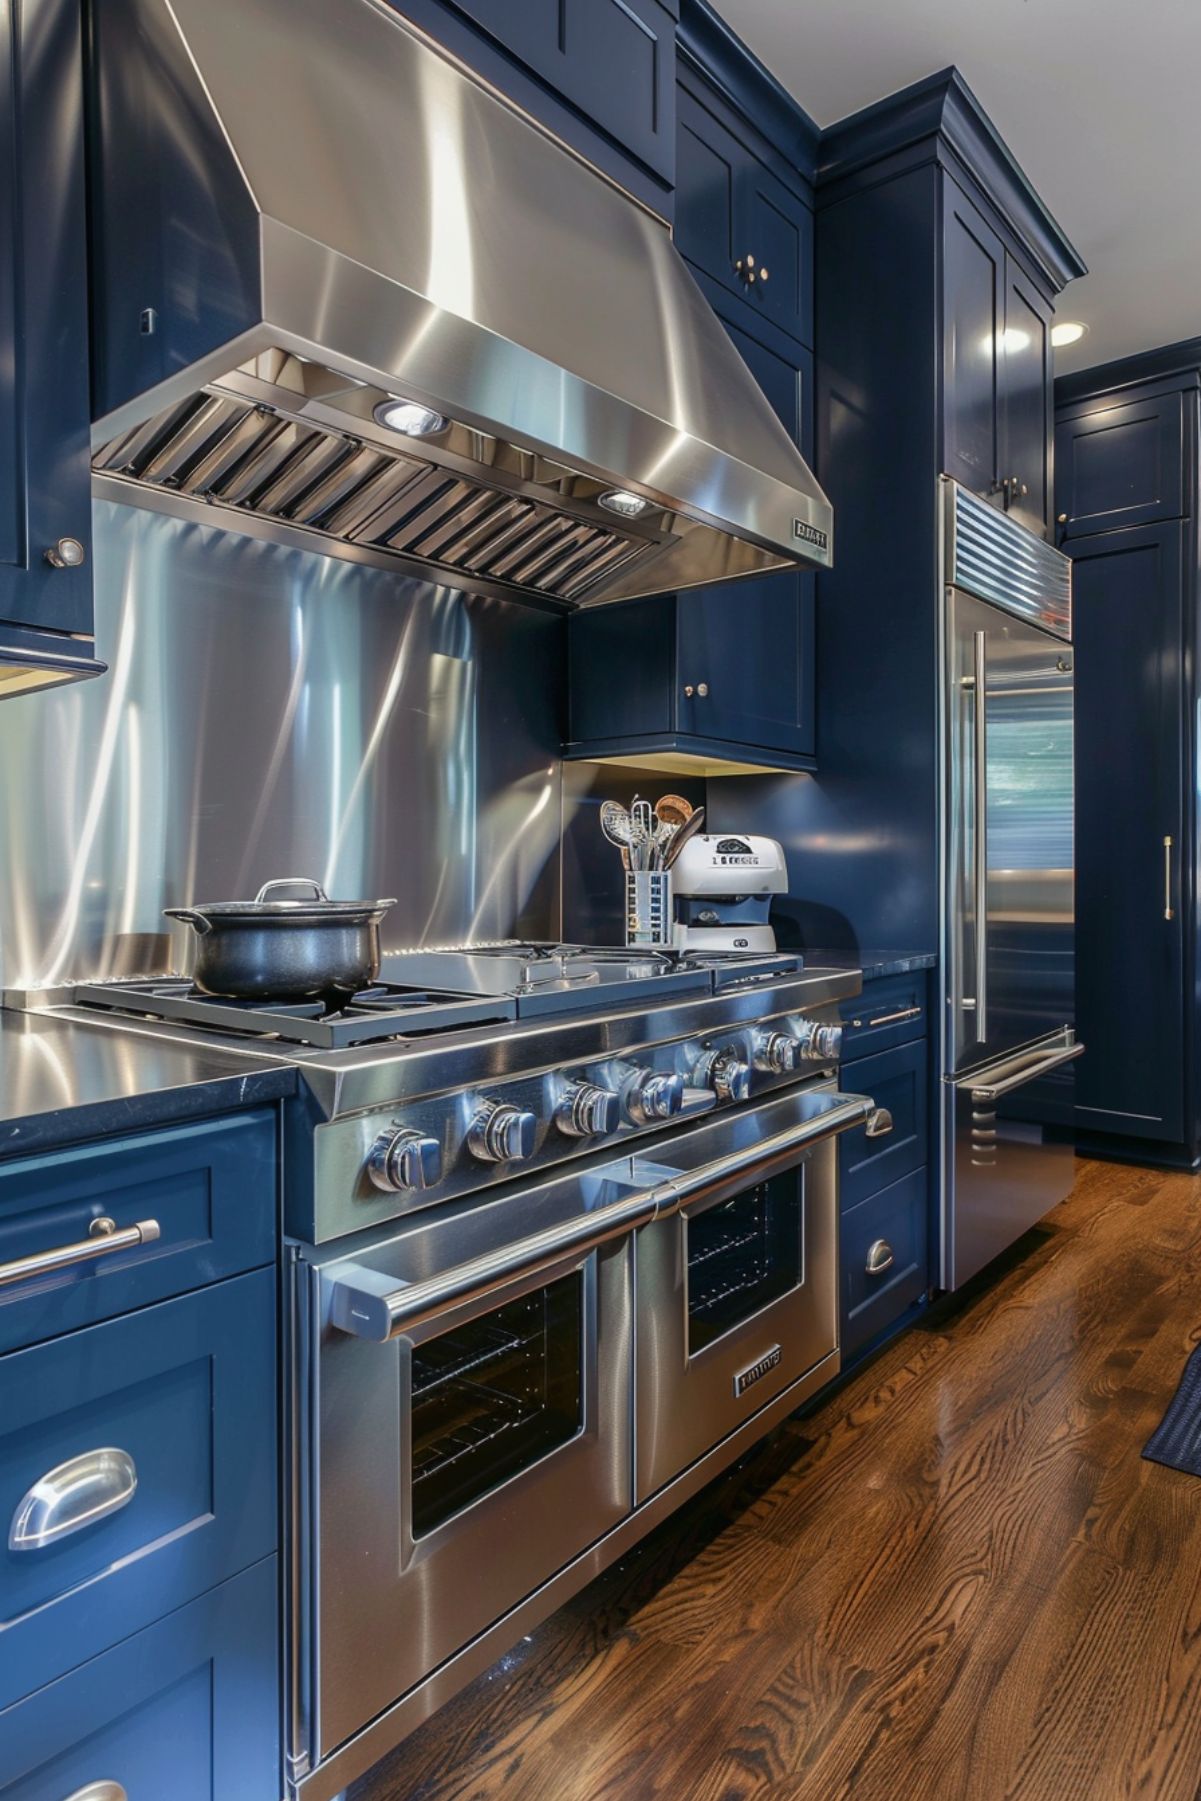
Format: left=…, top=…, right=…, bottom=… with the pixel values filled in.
left=163, top=908, right=213, bottom=936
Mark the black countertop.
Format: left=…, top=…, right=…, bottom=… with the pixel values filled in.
left=800, top=949, right=937, bottom=982
left=0, top=1009, right=296, bottom=1159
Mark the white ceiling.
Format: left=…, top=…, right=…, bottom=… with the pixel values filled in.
left=712, top=0, right=1201, bottom=374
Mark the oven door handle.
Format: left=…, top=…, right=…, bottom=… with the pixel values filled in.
left=327, top=1093, right=875, bottom=1342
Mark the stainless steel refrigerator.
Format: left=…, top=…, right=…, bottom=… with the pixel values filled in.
left=940, top=478, right=1083, bottom=1289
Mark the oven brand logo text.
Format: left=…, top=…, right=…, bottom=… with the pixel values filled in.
left=733, top=1345, right=782, bottom=1398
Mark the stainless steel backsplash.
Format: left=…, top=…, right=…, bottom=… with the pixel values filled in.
left=0, top=501, right=565, bottom=987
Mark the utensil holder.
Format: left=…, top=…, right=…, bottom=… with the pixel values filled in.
left=625, top=871, right=673, bottom=948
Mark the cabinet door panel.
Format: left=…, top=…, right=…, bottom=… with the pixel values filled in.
left=675, top=85, right=743, bottom=308
left=677, top=322, right=812, bottom=755
left=444, top=0, right=675, bottom=182
left=1002, top=259, right=1052, bottom=538
left=1055, top=393, right=1185, bottom=537
left=0, top=0, right=93, bottom=634
left=943, top=182, right=1004, bottom=507
left=738, top=161, right=813, bottom=347
left=1071, top=523, right=1186, bottom=1141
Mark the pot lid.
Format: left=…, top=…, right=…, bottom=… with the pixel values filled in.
left=165, top=879, right=396, bottom=922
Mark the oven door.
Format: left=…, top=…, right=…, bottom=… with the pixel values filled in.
left=302, top=1235, right=631, bottom=1765
left=634, top=1079, right=854, bottom=1502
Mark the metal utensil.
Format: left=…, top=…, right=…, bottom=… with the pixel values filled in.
left=599, top=800, right=634, bottom=848
left=662, top=805, right=706, bottom=870
left=631, top=799, right=654, bottom=871
left=655, top=794, right=693, bottom=828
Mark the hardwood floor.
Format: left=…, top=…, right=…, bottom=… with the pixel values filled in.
left=352, top=1156, right=1201, bottom=1801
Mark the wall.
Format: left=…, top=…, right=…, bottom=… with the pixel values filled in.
left=0, top=501, right=568, bottom=989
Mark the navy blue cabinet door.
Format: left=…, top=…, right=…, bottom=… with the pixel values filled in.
left=0, top=0, right=92, bottom=635
left=676, top=318, right=814, bottom=755
left=1002, top=258, right=1052, bottom=538
left=676, top=81, right=812, bottom=348
left=943, top=181, right=1004, bottom=509
left=436, top=0, right=677, bottom=184
left=1055, top=392, right=1186, bottom=538
left=1071, top=521, right=1186, bottom=1143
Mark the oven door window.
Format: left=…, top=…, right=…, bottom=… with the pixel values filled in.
left=409, top=1271, right=584, bottom=1540
left=686, top=1170, right=803, bottom=1355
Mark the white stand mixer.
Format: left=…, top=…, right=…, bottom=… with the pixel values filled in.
left=671, top=833, right=788, bottom=953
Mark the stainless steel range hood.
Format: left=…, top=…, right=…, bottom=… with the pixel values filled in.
left=87, top=0, right=832, bottom=608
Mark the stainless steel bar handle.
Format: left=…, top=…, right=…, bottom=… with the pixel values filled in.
left=649, top=1094, right=872, bottom=1219
left=1164, top=835, right=1174, bottom=921
left=973, top=629, right=989, bottom=1039
left=0, top=1216, right=161, bottom=1288
left=967, top=1038, right=1084, bottom=1103
left=865, top=1006, right=922, bottom=1028
left=330, top=1095, right=874, bottom=1342
left=330, top=1187, right=662, bottom=1342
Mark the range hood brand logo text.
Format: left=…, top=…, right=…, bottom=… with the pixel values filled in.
left=793, top=519, right=829, bottom=551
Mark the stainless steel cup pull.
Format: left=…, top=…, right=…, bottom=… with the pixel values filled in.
left=865, top=1107, right=894, bottom=1139
left=61, top=1784, right=129, bottom=1801
left=10, top=1448, right=138, bottom=1551
left=865, top=1240, right=894, bottom=1276
left=0, top=1216, right=161, bottom=1288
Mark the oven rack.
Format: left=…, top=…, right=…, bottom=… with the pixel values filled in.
left=689, top=1258, right=772, bottom=1319
left=411, top=1395, right=543, bottom=1489
left=687, top=1221, right=765, bottom=1272
left=410, top=1320, right=542, bottom=1402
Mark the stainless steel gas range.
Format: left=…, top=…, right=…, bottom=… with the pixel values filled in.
left=14, top=944, right=886, bottom=1800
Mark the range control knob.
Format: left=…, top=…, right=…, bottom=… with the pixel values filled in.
left=467, top=1099, right=537, bottom=1164
left=555, top=1080, right=621, bottom=1138
left=694, top=1045, right=752, bottom=1104
left=367, top=1126, right=442, bottom=1193
left=797, top=1018, right=844, bottom=1063
left=753, top=1030, right=802, bottom=1074
left=624, top=1069, right=685, bottom=1126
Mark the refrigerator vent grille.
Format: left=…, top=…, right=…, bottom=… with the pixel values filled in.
left=947, top=482, right=1072, bottom=639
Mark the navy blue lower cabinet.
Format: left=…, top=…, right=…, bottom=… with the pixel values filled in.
left=0, top=1554, right=279, bottom=1801
left=0, top=1109, right=277, bottom=1354
left=0, top=1267, right=277, bottom=1707
left=837, top=1038, right=928, bottom=1213
left=840, top=1167, right=928, bottom=1360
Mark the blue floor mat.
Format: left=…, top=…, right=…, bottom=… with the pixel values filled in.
left=1144, top=1340, right=1201, bottom=1476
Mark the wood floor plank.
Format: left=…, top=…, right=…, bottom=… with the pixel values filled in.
left=352, top=1158, right=1201, bottom=1801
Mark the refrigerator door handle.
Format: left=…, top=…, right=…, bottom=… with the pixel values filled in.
left=972, top=628, right=989, bottom=1040
left=959, top=1034, right=1084, bottom=1103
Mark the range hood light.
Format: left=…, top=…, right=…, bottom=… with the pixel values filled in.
left=598, top=489, right=650, bottom=518
left=373, top=397, right=447, bottom=438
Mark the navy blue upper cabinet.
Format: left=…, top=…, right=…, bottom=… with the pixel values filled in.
left=0, top=0, right=103, bottom=689
left=675, top=81, right=813, bottom=348
left=565, top=5, right=818, bottom=777
left=942, top=178, right=1054, bottom=536
left=393, top=0, right=678, bottom=210
left=1055, top=390, right=1185, bottom=538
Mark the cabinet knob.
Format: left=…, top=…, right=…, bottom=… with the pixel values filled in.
left=735, top=253, right=761, bottom=286
left=683, top=681, right=709, bottom=699
left=1057, top=513, right=1068, bottom=524
left=44, top=536, right=85, bottom=569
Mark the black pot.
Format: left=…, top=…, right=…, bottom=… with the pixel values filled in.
left=164, top=878, right=396, bottom=1003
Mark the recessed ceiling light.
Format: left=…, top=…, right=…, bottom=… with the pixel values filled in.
left=373, top=397, right=447, bottom=437
left=1051, top=320, right=1089, bottom=348
left=598, top=489, right=649, bottom=518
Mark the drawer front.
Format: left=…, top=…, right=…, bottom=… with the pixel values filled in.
left=0, top=1269, right=276, bottom=1707
left=837, top=970, right=928, bottom=1058
left=838, top=1038, right=928, bottom=1213
left=0, top=1555, right=279, bottom=1801
left=841, top=1166, right=928, bottom=1358
left=0, top=1110, right=276, bottom=1354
